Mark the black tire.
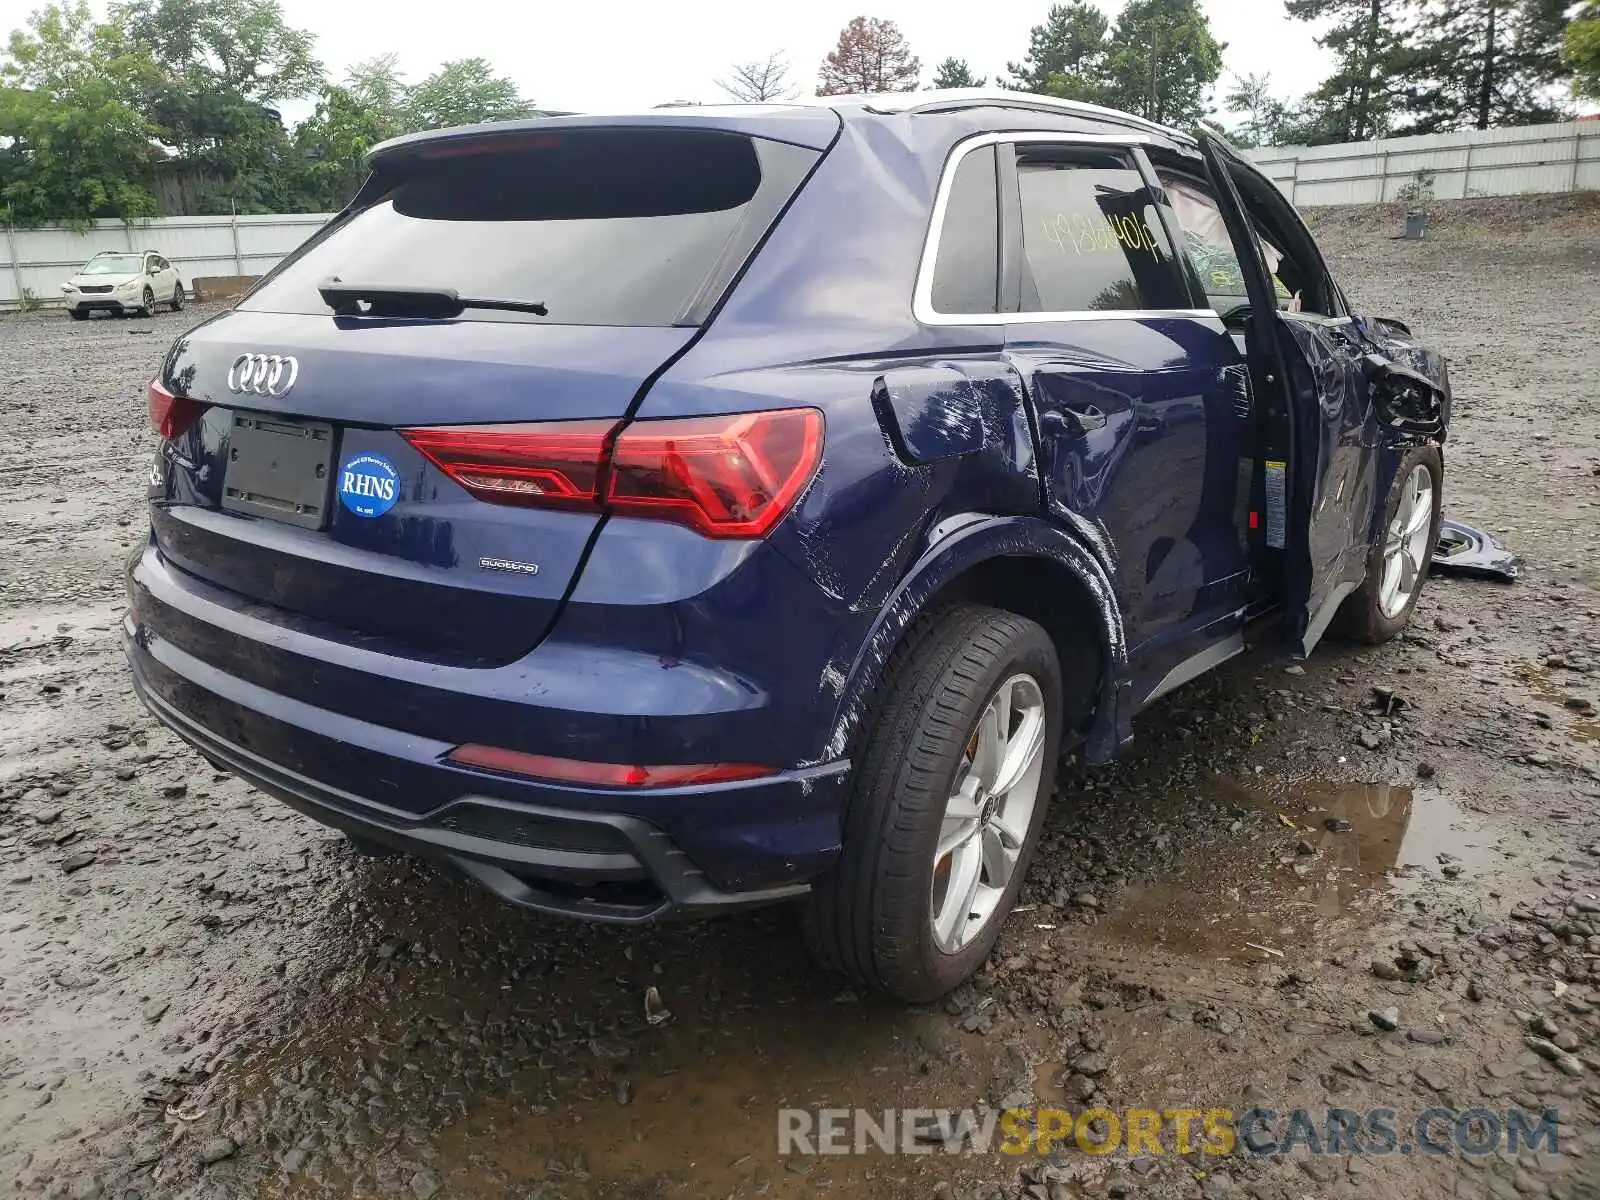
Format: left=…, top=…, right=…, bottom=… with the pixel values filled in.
left=801, top=605, right=1064, bottom=1003
left=67, top=308, right=87, bottom=321
left=170, top=283, right=185, bottom=312
left=1337, top=442, right=1444, bottom=643
left=139, top=286, right=155, bottom=317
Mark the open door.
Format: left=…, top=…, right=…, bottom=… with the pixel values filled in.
left=1196, top=132, right=1382, bottom=658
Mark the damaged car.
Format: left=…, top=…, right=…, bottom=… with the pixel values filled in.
left=125, top=90, right=1450, bottom=1002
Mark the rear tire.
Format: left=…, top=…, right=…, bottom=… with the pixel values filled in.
left=1337, top=443, right=1444, bottom=643
left=801, top=605, right=1063, bottom=1003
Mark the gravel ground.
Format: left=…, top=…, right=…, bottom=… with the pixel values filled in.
left=2, top=194, right=1599, bottom=1200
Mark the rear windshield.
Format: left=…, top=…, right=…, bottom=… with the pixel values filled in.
left=244, top=129, right=817, bottom=326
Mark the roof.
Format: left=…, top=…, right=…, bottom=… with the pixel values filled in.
left=794, top=88, right=1196, bottom=145
left=368, top=88, right=1196, bottom=165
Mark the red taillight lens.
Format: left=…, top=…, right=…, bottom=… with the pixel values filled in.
left=446, top=744, right=775, bottom=788
left=400, top=408, right=823, bottom=539
left=147, top=377, right=208, bottom=441
left=401, top=421, right=613, bottom=508
left=607, top=409, right=824, bottom=538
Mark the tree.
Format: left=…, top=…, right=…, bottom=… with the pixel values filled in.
left=1005, top=3, right=1109, bottom=95
left=406, top=58, right=533, bottom=129
left=817, top=17, right=921, bottom=94
left=1400, top=0, right=1573, bottom=131
left=1284, top=0, right=1411, bottom=142
left=0, top=1, right=162, bottom=225
left=113, top=0, right=323, bottom=213
left=1223, top=72, right=1294, bottom=146
left=1570, top=0, right=1600, bottom=98
left=1100, top=0, right=1225, bottom=126
left=931, top=57, right=986, bottom=88
left=717, top=52, right=796, bottom=101
left=345, top=53, right=409, bottom=117
left=291, top=83, right=396, bottom=211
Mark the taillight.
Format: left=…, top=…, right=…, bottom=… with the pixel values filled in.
left=401, top=422, right=612, bottom=509
left=147, top=377, right=208, bottom=441
left=445, top=744, right=775, bottom=788
left=401, top=408, right=823, bottom=539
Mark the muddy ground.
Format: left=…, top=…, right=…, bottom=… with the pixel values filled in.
left=2, top=193, right=1599, bottom=1200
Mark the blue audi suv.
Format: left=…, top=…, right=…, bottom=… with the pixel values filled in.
left=126, top=91, right=1450, bottom=1001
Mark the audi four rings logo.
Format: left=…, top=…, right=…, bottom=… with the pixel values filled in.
left=227, top=353, right=300, bottom=397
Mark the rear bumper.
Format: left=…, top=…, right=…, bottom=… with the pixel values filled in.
left=128, top=640, right=846, bottom=921
left=125, top=550, right=853, bottom=923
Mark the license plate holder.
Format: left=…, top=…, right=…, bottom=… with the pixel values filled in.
left=221, top=411, right=336, bottom=530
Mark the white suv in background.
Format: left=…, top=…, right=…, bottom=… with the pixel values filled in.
left=62, top=251, right=186, bottom=319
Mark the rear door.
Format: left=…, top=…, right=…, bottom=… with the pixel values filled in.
left=991, top=136, right=1253, bottom=697
left=152, top=125, right=821, bottom=665
left=1195, top=132, right=1380, bottom=657
left=154, top=255, right=177, bottom=299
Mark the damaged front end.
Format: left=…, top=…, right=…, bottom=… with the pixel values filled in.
left=1360, top=352, right=1448, bottom=439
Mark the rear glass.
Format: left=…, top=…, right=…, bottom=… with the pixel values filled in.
left=244, top=129, right=812, bottom=326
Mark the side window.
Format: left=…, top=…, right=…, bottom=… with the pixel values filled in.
left=1158, top=170, right=1324, bottom=316
left=929, top=144, right=999, bottom=315
left=1014, top=148, right=1190, bottom=314
left=155, top=256, right=169, bottom=270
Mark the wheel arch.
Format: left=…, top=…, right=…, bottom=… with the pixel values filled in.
left=821, top=515, right=1132, bottom=768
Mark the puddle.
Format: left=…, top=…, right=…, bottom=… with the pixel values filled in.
left=1097, top=777, right=1520, bottom=963
left=1517, top=663, right=1600, bottom=747
left=225, top=895, right=962, bottom=1200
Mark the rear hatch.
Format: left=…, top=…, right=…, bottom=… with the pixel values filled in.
left=150, top=123, right=824, bottom=665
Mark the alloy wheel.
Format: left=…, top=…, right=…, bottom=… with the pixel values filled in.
left=1379, top=463, right=1435, bottom=618
left=930, top=673, right=1048, bottom=953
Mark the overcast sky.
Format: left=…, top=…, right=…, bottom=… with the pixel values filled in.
left=176, top=0, right=1336, bottom=123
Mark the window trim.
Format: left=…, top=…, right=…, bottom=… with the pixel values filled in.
left=912, top=131, right=1217, bottom=327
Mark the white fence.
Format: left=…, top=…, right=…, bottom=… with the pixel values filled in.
left=1249, top=119, right=1600, bottom=207
left=4, top=120, right=1597, bottom=308
left=1, top=213, right=331, bottom=309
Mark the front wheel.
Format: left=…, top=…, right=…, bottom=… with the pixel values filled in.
left=1338, top=443, right=1444, bottom=643
left=170, top=282, right=185, bottom=312
left=138, top=286, right=155, bottom=317
left=802, top=606, right=1063, bottom=1002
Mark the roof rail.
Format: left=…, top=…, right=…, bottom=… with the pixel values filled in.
left=803, top=88, right=1195, bottom=146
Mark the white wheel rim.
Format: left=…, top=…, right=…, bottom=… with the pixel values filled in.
left=1378, top=464, right=1434, bottom=619
left=930, top=673, right=1047, bottom=954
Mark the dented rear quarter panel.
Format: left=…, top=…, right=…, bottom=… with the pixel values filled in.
left=615, top=110, right=1146, bottom=767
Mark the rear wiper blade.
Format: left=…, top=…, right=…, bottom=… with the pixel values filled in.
left=317, top=279, right=547, bottom=318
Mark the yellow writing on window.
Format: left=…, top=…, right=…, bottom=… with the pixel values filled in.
left=1040, top=211, right=1160, bottom=257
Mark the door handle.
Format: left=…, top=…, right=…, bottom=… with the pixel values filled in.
left=1042, top=405, right=1107, bottom=436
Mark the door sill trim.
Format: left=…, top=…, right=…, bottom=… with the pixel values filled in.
left=1141, top=633, right=1245, bottom=707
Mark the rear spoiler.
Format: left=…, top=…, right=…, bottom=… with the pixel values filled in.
left=367, top=107, right=842, bottom=168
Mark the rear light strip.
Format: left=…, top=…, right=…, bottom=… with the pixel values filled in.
left=446, top=744, right=775, bottom=788
left=146, top=373, right=822, bottom=540
left=402, top=408, right=823, bottom=539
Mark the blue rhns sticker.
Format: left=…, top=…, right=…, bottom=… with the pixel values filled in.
left=337, top=452, right=401, bottom=518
